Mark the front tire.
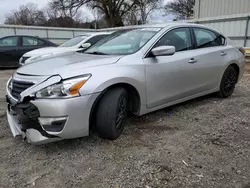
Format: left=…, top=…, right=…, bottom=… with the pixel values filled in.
left=218, top=66, right=238, bottom=98
left=96, top=87, right=128, bottom=140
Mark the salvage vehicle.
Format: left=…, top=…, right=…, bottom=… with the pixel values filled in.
left=0, top=35, right=57, bottom=67
left=19, top=32, right=111, bottom=66
left=6, top=23, right=245, bottom=144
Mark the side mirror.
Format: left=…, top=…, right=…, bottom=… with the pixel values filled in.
left=151, top=46, right=176, bottom=56
left=81, top=43, right=91, bottom=49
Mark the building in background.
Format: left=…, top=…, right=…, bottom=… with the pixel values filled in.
left=193, top=0, right=250, bottom=47
left=194, top=0, right=250, bottom=19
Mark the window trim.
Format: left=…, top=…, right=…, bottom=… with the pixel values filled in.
left=144, top=26, right=195, bottom=58
left=190, top=27, right=227, bottom=49
left=21, top=36, right=44, bottom=47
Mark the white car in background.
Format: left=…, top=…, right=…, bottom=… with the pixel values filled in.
left=19, top=32, right=111, bottom=66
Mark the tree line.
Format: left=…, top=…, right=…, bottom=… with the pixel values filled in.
left=5, top=0, right=195, bottom=29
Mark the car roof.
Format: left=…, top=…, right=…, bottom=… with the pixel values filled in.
left=139, top=22, right=199, bottom=28
left=88, top=32, right=113, bottom=36
left=0, top=35, right=56, bottom=43
left=0, top=35, right=43, bottom=38
left=74, top=32, right=112, bottom=38
left=103, top=22, right=221, bottom=35
left=101, top=22, right=213, bottom=31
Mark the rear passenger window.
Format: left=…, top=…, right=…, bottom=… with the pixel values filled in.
left=22, top=37, right=44, bottom=46
left=194, top=28, right=225, bottom=48
left=154, top=28, right=192, bottom=52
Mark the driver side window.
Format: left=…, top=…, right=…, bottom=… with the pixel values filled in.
left=154, top=28, right=192, bottom=52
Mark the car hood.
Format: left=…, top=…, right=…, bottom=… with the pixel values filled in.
left=17, top=52, right=123, bottom=77
left=24, top=47, right=75, bottom=57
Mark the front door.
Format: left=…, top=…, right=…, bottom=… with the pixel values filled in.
left=143, top=27, right=209, bottom=109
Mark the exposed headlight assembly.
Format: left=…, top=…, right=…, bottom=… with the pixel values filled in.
left=36, top=75, right=91, bottom=98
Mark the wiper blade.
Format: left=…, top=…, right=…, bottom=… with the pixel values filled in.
left=85, top=51, right=108, bottom=55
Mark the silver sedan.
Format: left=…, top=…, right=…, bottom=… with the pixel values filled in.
left=6, top=23, right=245, bottom=144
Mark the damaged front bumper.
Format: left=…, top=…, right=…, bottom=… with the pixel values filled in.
left=7, top=107, right=61, bottom=144
left=6, top=74, right=100, bottom=145
left=6, top=96, right=62, bottom=144
left=6, top=93, right=100, bottom=145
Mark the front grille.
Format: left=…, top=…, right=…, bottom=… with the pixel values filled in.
left=21, top=57, right=30, bottom=64
left=11, top=80, right=34, bottom=100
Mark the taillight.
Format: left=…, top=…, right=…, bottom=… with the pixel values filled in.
left=239, top=47, right=245, bottom=55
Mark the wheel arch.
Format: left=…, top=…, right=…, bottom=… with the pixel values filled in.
left=89, top=82, right=142, bottom=130
left=228, top=63, right=240, bottom=81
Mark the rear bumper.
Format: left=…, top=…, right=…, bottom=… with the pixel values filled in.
left=6, top=93, right=100, bottom=145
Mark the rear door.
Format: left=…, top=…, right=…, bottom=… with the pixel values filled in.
left=191, top=27, right=229, bottom=90
left=19, top=36, right=46, bottom=56
left=0, top=36, right=20, bottom=67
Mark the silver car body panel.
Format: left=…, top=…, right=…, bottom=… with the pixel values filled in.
left=17, top=53, right=123, bottom=76
left=6, top=23, right=245, bottom=144
left=31, top=93, right=100, bottom=138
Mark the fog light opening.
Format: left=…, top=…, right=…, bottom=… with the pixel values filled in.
left=38, top=117, right=67, bottom=132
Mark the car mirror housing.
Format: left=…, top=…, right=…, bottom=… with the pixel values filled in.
left=151, top=46, right=176, bottom=56
left=81, top=43, right=91, bottom=49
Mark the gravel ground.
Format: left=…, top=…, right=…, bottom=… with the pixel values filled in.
left=0, top=69, right=14, bottom=99
left=0, top=70, right=250, bottom=188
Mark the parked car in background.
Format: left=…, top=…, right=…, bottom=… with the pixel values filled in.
left=0, top=35, right=57, bottom=68
left=19, top=32, right=111, bottom=66
left=6, top=23, right=245, bottom=144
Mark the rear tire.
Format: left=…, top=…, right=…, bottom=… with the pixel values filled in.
left=96, top=87, right=128, bottom=140
left=218, top=66, right=238, bottom=98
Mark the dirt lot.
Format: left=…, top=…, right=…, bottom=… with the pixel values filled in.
left=0, top=70, right=250, bottom=188
left=246, top=63, right=250, bottom=73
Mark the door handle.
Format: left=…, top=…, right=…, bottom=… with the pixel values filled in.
left=188, top=58, right=197, bottom=64
left=221, top=51, right=227, bottom=56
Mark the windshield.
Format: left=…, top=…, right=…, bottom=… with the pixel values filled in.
left=85, top=28, right=161, bottom=55
left=60, top=35, right=89, bottom=47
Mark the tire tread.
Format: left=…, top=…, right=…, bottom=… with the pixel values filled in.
left=96, top=87, right=127, bottom=140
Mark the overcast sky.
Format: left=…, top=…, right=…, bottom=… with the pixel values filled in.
left=0, top=0, right=173, bottom=24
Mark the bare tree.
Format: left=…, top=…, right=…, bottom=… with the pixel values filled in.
left=48, top=0, right=89, bottom=19
left=136, top=0, right=162, bottom=24
left=5, top=3, right=47, bottom=25
left=90, top=7, right=101, bottom=29
left=44, top=0, right=91, bottom=27
left=92, top=0, right=140, bottom=27
left=124, top=6, right=138, bottom=26
left=165, top=0, right=195, bottom=20
left=123, top=8, right=139, bottom=25
left=44, top=4, right=60, bottom=20
left=47, top=0, right=140, bottom=27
